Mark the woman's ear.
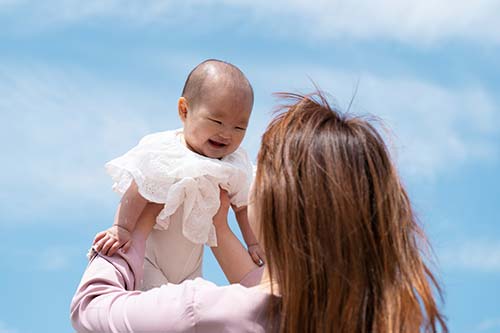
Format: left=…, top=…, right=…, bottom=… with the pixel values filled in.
left=178, top=97, right=189, bottom=122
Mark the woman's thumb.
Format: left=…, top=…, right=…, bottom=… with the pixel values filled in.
left=122, top=240, right=132, bottom=253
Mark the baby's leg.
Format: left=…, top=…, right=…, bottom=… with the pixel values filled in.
left=140, top=257, right=169, bottom=290
left=176, top=242, right=203, bottom=281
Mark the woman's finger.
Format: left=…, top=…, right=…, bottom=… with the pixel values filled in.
left=256, top=250, right=265, bottom=264
left=250, top=251, right=263, bottom=266
left=93, top=231, right=107, bottom=244
left=108, top=242, right=121, bottom=256
left=251, top=248, right=265, bottom=266
left=94, top=235, right=109, bottom=252
left=101, top=238, right=116, bottom=256
left=122, top=240, right=132, bottom=253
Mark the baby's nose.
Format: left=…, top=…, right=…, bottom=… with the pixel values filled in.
left=219, top=128, right=232, bottom=140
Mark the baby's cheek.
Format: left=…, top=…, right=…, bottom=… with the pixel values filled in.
left=234, top=134, right=246, bottom=148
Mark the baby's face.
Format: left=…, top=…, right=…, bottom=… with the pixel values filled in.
left=180, top=91, right=252, bottom=159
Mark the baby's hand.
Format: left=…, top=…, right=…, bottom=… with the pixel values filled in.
left=247, top=243, right=265, bottom=267
left=93, top=225, right=132, bottom=256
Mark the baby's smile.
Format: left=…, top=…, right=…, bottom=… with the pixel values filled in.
left=208, top=138, right=229, bottom=148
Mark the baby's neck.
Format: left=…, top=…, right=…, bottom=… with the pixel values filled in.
left=179, top=132, right=188, bottom=148
left=179, top=133, right=201, bottom=156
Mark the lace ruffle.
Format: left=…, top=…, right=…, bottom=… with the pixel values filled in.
left=105, top=129, right=253, bottom=246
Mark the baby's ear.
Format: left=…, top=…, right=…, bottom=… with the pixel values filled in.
left=178, top=97, right=189, bottom=121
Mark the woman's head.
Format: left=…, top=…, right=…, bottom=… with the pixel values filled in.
left=251, top=91, right=447, bottom=333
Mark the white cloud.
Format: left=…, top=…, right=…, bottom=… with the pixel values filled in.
left=0, top=63, right=180, bottom=223
left=353, top=75, right=498, bottom=179
left=477, top=317, right=500, bottom=331
left=0, top=0, right=17, bottom=6
left=0, top=321, right=18, bottom=333
left=0, top=0, right=182, bottom=27
left=249, top=0, right=500, bottom=45
left=1, top=60, right=498, bottom=223
left=247, top=63, right=499, bottom=180
left=439, top=239, right=500, bottom=273
left=38, top=246, right=75, bottom=271
left=1, top=245, right=81, bottom=271
left=2, top=0, right=500, bottom=45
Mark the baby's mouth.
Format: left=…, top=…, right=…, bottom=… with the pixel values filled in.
left=208, top=139, right=228, bottom=148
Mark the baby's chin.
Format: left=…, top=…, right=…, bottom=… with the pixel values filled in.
left=203, top=145, right=238, bottom=160
left=204, top=150, right=231, bottom=160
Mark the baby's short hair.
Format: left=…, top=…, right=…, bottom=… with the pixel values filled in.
left=181, top=59, right=254, bottom=108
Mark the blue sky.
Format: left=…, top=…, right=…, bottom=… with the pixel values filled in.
left=0, top=1, right=499, bottom=332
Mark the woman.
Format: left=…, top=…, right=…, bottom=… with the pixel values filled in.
left=71, top=91, right=448, bottom=332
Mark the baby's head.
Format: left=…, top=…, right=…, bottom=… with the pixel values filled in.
left=178, top=59, right=254, bottom=159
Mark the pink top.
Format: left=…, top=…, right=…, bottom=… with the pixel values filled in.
left=70, top=233, right=275, bottom=332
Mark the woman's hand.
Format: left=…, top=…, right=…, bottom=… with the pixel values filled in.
left=93, top=225, right=132, bottom=256
left=92, top=203, right=162, bottom=256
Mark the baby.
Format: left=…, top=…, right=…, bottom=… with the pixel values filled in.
left=93, top=59, right=263, bottom=290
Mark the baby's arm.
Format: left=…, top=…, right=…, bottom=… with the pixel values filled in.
left=93, top=181, right=148, bottom=256
left=233, top=205, right=265, bottom=266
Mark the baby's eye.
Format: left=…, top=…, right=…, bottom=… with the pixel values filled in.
left=235, top=127, right=246, bottom=131
left=209, top=118, right=222, bottom=125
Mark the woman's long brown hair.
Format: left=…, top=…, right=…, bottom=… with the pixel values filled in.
left=254, top=91, right=447, bottom=333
